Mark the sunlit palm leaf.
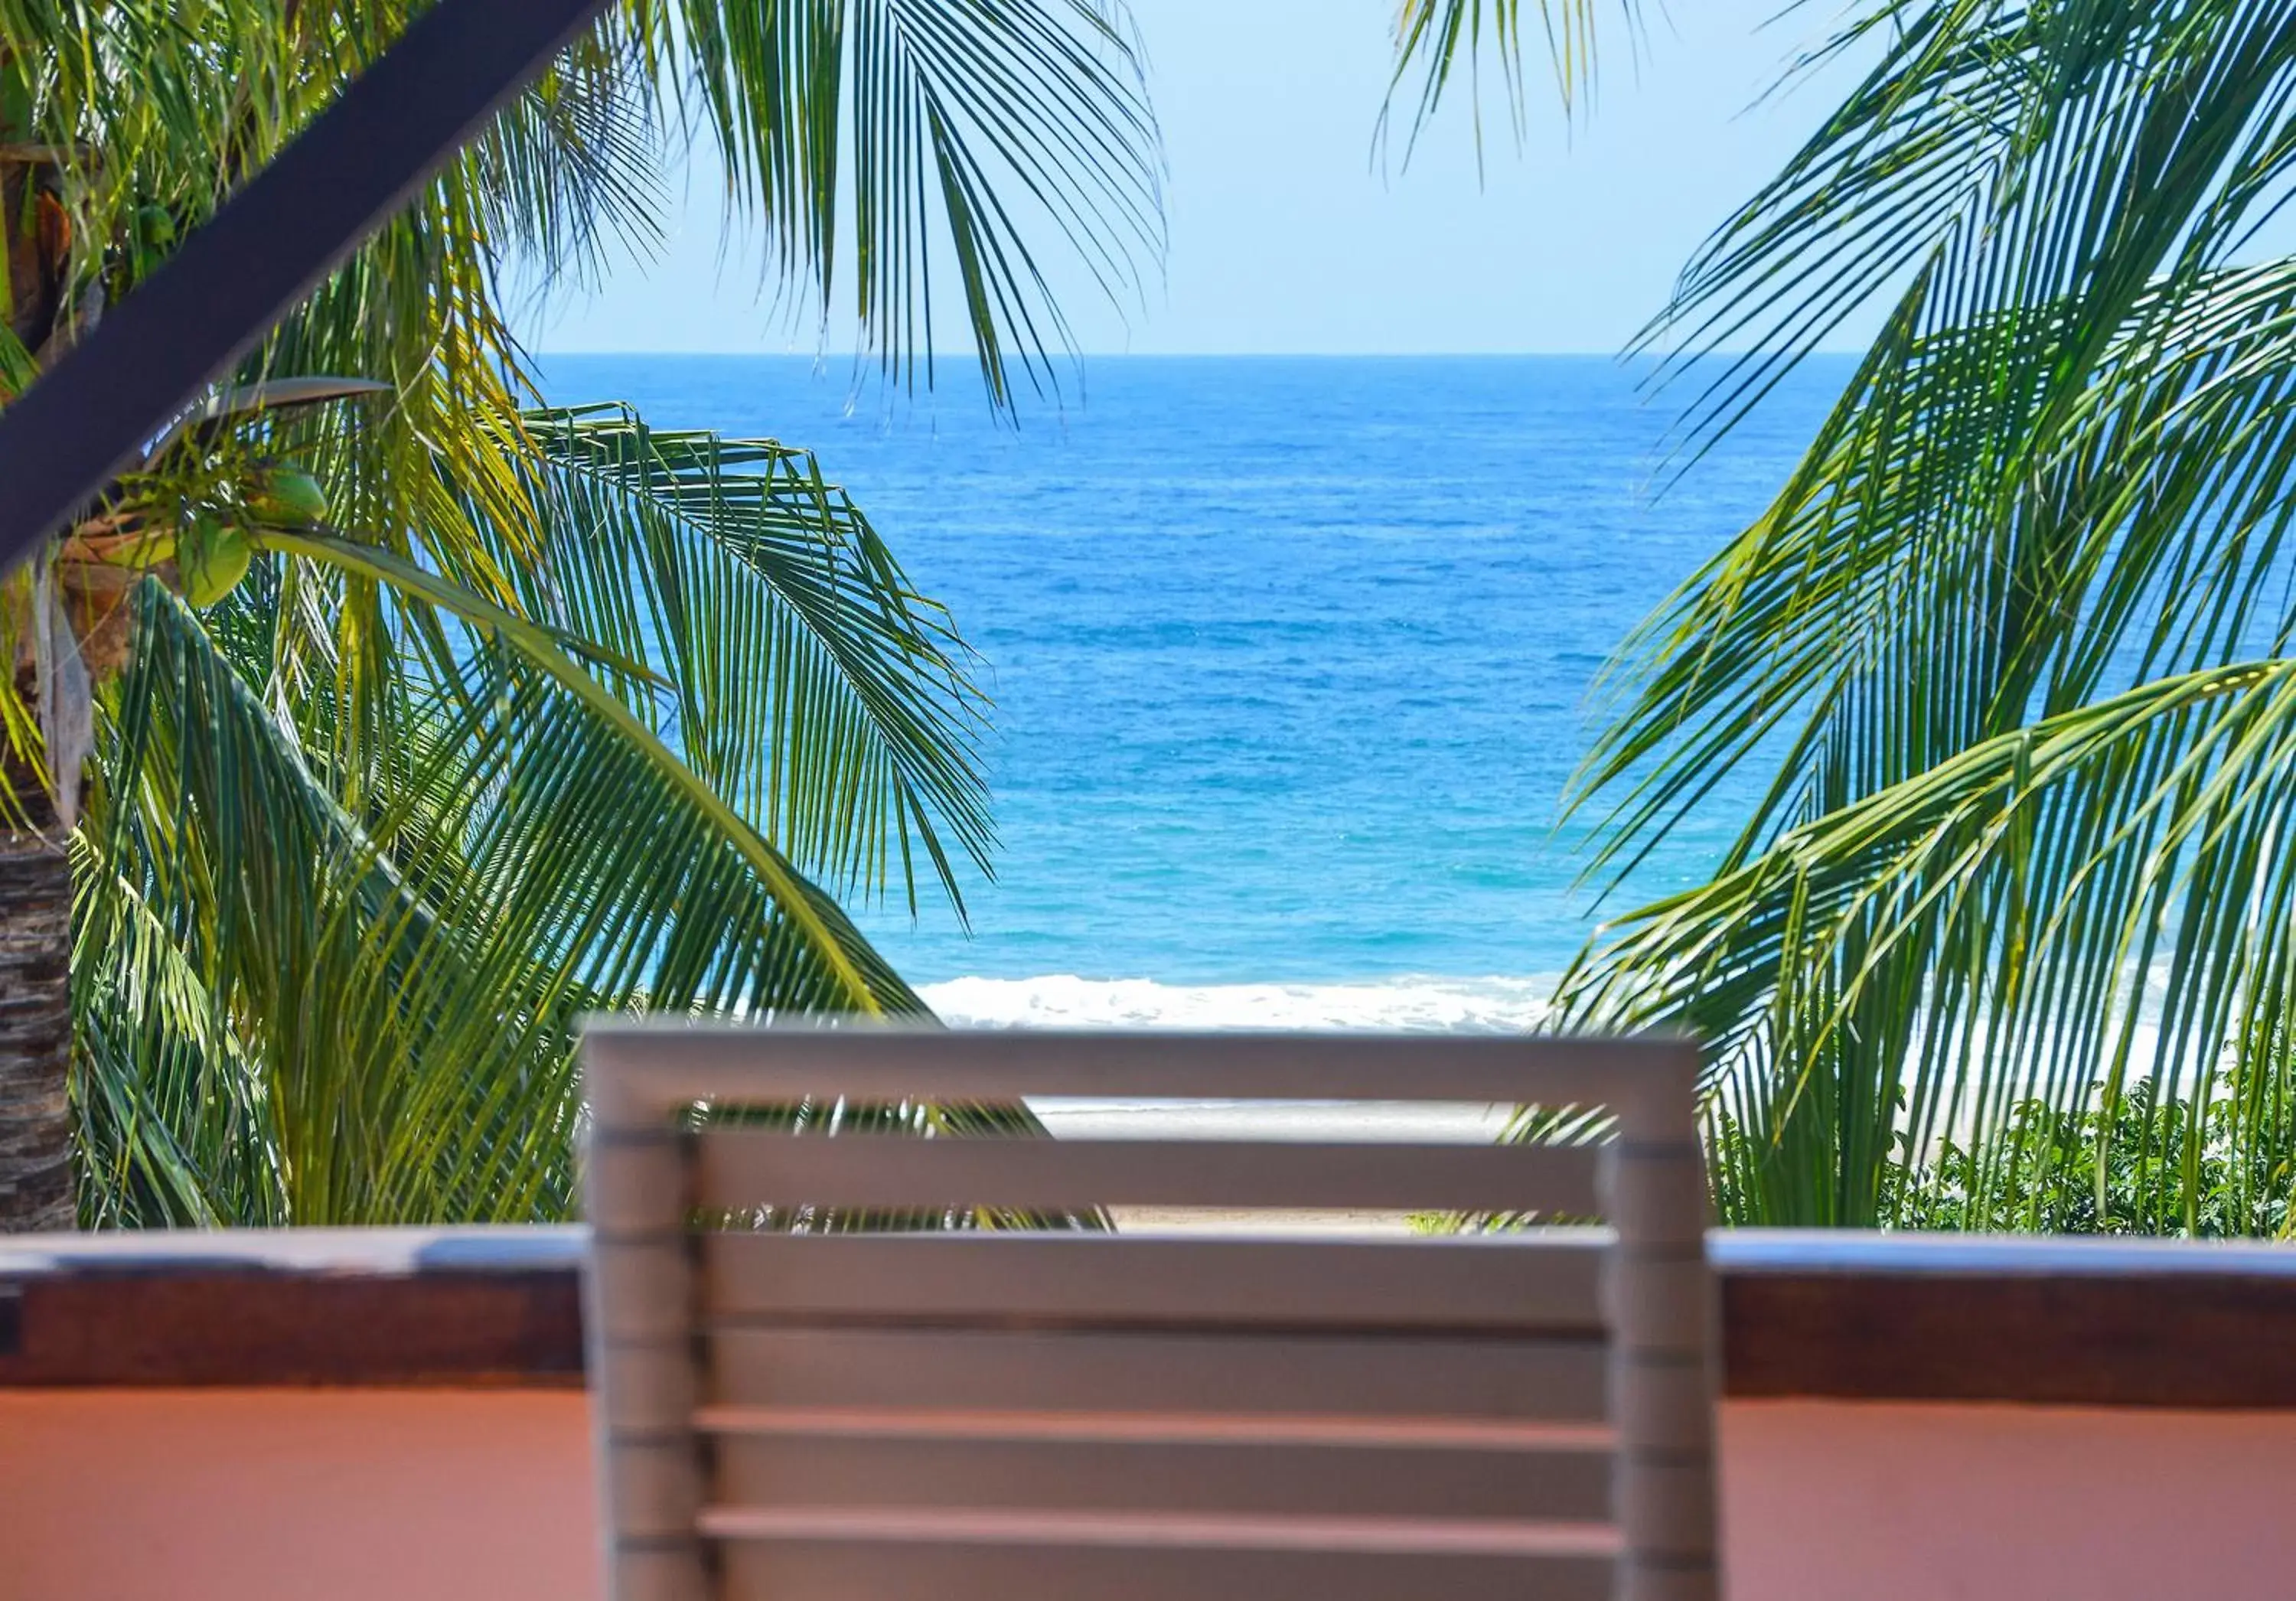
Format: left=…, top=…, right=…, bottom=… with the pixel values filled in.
left=1562, top=660, right=2296, bottom=1231
left=83, top=583, right=583, bottom=1224
left=506, top=405, right=993, bottom=911
left=658, top=0, right=1164, bottom=404
left=1583, top=258, right=2296, bottom=879
left=1538, top=0, right=2296, bottom=1229
left=80, top=572, right=964, bottom=1225
left=1385, top=0, right=1642, bottom=152
left=259, top=529, right=921, bottom=1016
left=0, top=0, right=1164, bottom=769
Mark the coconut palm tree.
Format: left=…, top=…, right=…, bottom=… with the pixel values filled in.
left=1398, top=1, right=2296, bottom=1231
left=0, top=0, right=1159, bottom=1229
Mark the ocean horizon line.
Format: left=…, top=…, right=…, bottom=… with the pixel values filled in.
left=533, top=347, right=1870, bottom=364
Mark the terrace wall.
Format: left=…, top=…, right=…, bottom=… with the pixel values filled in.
left=5, top=1228, right=2293, bottom=1600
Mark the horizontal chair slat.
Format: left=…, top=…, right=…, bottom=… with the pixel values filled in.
left=702, top=1505, right=1621, bottom=1554
left=709, top=1509, right=1618, bottom=1601
left=708, top=1327, right=1608, bottom=1421
left=710, top=1428, right=1612, bottom=1521
left=586, top=1025, right=1695, bottom=1119
left=696, top=1132, right=1601, bottom=1214
left=702, top=1231, right=1606, bottom=1331
left=691, top=1406, right=1613, bottom=1449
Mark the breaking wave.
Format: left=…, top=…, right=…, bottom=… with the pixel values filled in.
left=919, top=973, right=1556, bottom=1033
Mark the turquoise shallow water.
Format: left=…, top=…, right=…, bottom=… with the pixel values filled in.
left=540, top=355, right=1842, bottom=1025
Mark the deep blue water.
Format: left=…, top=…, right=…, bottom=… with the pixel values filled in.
left=540, top=355, right=1841, bottom=1025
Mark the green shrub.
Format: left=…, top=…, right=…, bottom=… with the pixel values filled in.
left=1712, top=1078, right=2295, bottom=1237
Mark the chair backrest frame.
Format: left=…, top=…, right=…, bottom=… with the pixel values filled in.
left=582, top=1025, right=1716, bottom=1601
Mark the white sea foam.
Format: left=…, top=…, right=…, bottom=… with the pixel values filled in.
left=919, top=973, right=1557, bottom=1033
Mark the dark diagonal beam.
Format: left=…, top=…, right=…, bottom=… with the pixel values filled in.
left=0, top=0, right=612, bottom=574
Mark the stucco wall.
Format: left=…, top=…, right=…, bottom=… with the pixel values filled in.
left=0, top=1391, right=595, bottom=1601
left=1721, top=1400, right=2296, bottom=1599
left=5, top=1390, right=2294, bottom=1599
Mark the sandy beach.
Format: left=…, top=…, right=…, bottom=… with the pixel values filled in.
left=1034, top=1097, right=1515, bottom=1234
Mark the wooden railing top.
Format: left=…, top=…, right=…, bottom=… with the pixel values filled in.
left=582, top=1024, right=1698, bottom=1123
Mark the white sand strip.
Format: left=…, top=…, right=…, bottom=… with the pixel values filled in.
left=1032, top=1099, right=1513, bottom=1234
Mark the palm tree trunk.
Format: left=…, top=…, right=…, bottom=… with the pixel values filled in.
left=0, top=88, right=77, bottom=1232
left=0, top=770, right=70, bottom=1231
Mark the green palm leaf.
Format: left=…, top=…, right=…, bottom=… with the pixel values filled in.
left=507, top=405, right=993, bottom=911
left=658, top=0, right=1164, bottom=404
left=261, top=526, right=917, bottom=1009
left=1581, top=258, right=2296, bottom=880
left=0, top=0, right=1163, bottom=790
left=1563, top=660, right=2296, bottom=1231
left=83, top=582, right=586, bottom=1224
left=1517, top=0, right=2296, bottom=1231
left=1385, top=0, right=1643, bottom=152
left=76, top=390, right=1030, bottom=1224
left=0, top=0, right=1164, bottom=1229
left=80, top=560, right=974, bottom=1224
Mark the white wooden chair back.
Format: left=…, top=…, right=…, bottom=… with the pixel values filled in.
left=583, top=1025, right=1717, bottom=1601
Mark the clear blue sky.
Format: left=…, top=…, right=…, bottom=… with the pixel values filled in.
left=525, top=2, right=1873, bottom=357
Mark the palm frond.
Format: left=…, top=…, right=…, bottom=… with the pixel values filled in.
left=1646, top=0, right=2296, bottom=445
left=260, top=527, right=919, bottom=1015
left=1, top=0, right=1165, bottom=1228
left=1564, top=660, right=2296, bottom=1231
left=1581, top=256, right=2296, bottom=881
left=80, top=565, right=953, bottom=1224
left=1570, top=0, right=2296, bottom=1081
left=506, top=405, right=993, bottom=911
left=653, top=0, right=1164, bottom=406
left=1472, top=1, right=2296, bottom=1234
left=83, top=582, right=583, bottom=1224
left=1384, top=0, right=1643, bottom=155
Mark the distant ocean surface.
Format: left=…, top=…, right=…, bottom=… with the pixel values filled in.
left=540, top=355, right=1844, bottom=1029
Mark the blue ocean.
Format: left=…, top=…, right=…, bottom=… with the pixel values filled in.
left=541, top=355, right=1844, bottom=1027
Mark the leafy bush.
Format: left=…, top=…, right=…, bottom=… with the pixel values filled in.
left=1714, top=1077, right=2296, bottom=1237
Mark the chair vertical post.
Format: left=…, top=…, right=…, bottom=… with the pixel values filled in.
left=1600, top=1052, right=1718, bottom=1601
left=585, top=1057, right=709, bottom=1601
